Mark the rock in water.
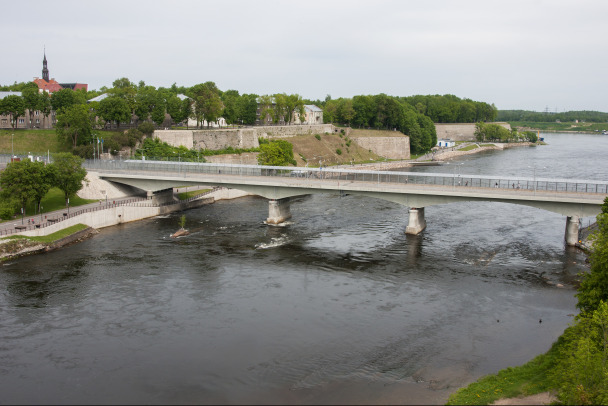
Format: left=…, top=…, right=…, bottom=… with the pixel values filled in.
left=170, top=228, right=190, bottom=238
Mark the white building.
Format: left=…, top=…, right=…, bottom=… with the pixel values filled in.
left=437, top=139, right=455, bottom=148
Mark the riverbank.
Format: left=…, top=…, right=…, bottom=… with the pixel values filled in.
left=0, top=224, right=98, bottom=261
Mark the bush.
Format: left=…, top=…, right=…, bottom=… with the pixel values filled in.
left=315, top=134, right=321, bottom=141
left=336, top=148, right=342, bottom=155
left=0, top=202, right=16, bottom=220
left=126, top=128, right=144, bottom=145
left=138, top=122, right=155, bottom=136
left=72, top=144, right=94, bottom=159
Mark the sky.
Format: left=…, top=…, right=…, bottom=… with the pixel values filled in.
left=3, top=0, right=607, bottom=112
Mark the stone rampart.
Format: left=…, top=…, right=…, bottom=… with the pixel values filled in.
left=154, top=125, right=334, bottom=150
left=257, top=124, right=334, bottom=139
left=204, top=152, right=259, bottom=165
left=350, top=137, right=410, bottom=159
left=434, top=123, right=511, bottom=141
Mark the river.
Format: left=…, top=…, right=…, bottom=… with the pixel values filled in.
left=0, top=133, right=606, bottom=404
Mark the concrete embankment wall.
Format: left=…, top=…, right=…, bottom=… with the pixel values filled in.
left=20, top=187, right=253, bottom=238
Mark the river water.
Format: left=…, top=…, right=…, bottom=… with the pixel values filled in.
left=1, top=133, right=606, bottom=404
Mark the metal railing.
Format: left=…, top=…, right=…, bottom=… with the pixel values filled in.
left=85, top=159, right=608, bottom=196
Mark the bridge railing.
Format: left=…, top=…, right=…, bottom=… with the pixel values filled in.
left=84, top=159, right=608, bottom=195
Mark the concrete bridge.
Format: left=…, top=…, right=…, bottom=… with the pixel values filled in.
left=86, top=160, right=608, bottom=246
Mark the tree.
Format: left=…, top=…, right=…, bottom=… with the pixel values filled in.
left=39, top=91, right=52, bottom=126
left=221, top=89, right=240, bottom=124
left=166, top=94, right=189, bottom=126
left=236, top=94, right=258, bottom=125
left=56, top=104, right=92, bottom=148
left=98, top=96, right=131, bottom=129
left=109, top=77, right=137, bottom=116
left=30, top=161, right=53, bottom=213
left=0, top=159, right=50, bottom=219
left=22, top=82, right=41, bottom=128
left=188, top=82, right=224, bottom=128
left=257, top=140, right=296, bottom=166
left=576, top=210, right=608, bottom=316
left=257, top=95, right=275, bottom=124
left=49, top=153, right=87, bottom=207
left=50, top=88, right=81, bottom=113
left=0, top=94, right=26, bottom=129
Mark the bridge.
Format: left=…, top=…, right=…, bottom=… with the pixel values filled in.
left=86, top=160, right=608, bottom=246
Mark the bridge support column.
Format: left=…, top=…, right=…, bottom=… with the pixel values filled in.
left=150, top=189, right=176, bottom=205
left=565, top=215, right=580, bottom=246
left=267, top=198, right=292, bottom=225
left=405, top=207, right=426, bottom=235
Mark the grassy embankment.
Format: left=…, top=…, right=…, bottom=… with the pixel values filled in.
left=447, top=342, right=561, bottom=404
left=509, top=121, right=608, bottom=133
left=1, top=223, right=89, bottom=244
left=288, top=129, right=402, bottom=167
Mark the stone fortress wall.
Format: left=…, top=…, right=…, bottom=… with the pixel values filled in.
left=435, top=122, right=511, bottom=141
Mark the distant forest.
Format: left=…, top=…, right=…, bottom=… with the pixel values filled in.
left=498, top=110, right=608, bottom=123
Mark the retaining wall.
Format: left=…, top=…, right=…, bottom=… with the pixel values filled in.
left=154, top=125, right=335, bottom=150
left=434, top=122, right=512, bottom=141
left=350, top=137, right=410, bottom=159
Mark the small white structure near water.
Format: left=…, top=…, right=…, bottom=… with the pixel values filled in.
left=437, top=139, right=456, bottom=148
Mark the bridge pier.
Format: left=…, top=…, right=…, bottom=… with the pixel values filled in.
left=405, top=207, right=427, bottom=235
left=150, top=189, right=175, bottom=205
left=565, top=215, right=580, bottom=246
left=267, top=198, right=292, bottom=225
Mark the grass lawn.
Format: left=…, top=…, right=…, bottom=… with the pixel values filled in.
left=1, top=223, right=89, bottom=245
left=177, top=188, right=212, bottom=200
left=0, top=129, right=71, bottom=155
left=459, top=144, right=480, bottom=152
left=1, top=187, right=97, bottom=223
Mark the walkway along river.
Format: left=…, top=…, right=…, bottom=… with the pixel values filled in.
left=0, top=133, right=606, bottom=404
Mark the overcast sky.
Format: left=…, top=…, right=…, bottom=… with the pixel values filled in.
left=3, top=0, right=607, bottom=112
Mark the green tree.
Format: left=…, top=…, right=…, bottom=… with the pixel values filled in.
left=257, top=94, right=275, bottom=124
left=22, top=82, right=41, bottom=128
left=108, top=77, right=137, bottom=116
left=166, top=94, right=189, bottom=126
left=0, top=94, right=26, bottom=129
left=39, top=91, right=52, bottom=125
left=50, top=88, right=82, bottom=113
left=257, top=140, right=296, bottom=166
left=237, top=93, right=259, bottom=125
left=577, top=211, right=608, bottom=316
left=221, top=89, right=240, bottom=124
left=49, top=153, right=87, bottom=207
left=0, top=159, right=47, bottom=218
left=56, top=104, right=92, bottom=148
left=98, top=96, right=131, bottom=129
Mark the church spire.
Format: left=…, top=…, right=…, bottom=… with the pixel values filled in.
left=42, top=48, right=49, bottom=81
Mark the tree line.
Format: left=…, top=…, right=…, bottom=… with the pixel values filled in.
left=2, top=79, right=503, bottom=156
left=474, top=122, right=538, bottom=143
left=498, top=109, right=608, bottom=123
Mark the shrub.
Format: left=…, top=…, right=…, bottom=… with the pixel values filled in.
left=315, top=134, right=321, bottom=141
left=336, top=148, right=342, bottom=155
left=137, top=122, right=155, bottom=136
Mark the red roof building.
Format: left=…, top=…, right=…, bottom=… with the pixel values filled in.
left=33, top=51, right=88, bottom=94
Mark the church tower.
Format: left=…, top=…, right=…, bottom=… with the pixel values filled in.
left=42, top=49, right=49, bottom=81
